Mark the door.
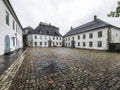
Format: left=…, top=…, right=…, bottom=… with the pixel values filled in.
left=48, top=40, right=52, bottom=47
left=4, top=35, right=10, bottom=53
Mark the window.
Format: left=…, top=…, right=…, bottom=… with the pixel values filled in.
left=97, top=41, right=102, bottom=47
left=13, top=20, right=15, bottom=30
left=89, top=41, right=93, bottom=47
left=72, top=37, right=74, bottom=40
left=68, top=38, right=70, bottom=41
left=35, top=36, right=37, bottom=39
left=66, top=43, right=67, bottom=46
left=45, top=36, right=47, bottom=40
left=16, top=25, right=18, bottom=32
left=6, top=11, right=9, bottom=25
left=56, top=42, right=58, bottom=45
left=40, top=31, right=42, bottom=34
left=53, top=42, right=55, bottom=45
left=78, top=35, right=80, bottom=40
left=98, top=31, right=102, bottom=38
left=83, top=42, right=86, bottom=47
left=53, top=37, right=55, bottom=40
left=60, top=42, right=61, bottom=45
left=35, top=42, right=37, bottom=46
left=56, top=37, right=58, bottom=40
left=60, top=37, right=61, bottom=40
left=40, top=36, right=42, bottom=39
left=78, top=42, right=80, bottom=46
left=45, top=42, right=47, bottom=46
left=66, top=38, right=67, bottom=41
left=89, top=33, right=93, bottom=39
left=83, top=34, right=86, bottom=39
left=40, top=42, right=42, bottom=46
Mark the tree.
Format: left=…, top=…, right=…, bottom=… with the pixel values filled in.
left=108, top=1, right=120, bottom=17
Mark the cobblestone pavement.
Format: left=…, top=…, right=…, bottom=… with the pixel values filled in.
left=9, top=47, right=120, bottom=90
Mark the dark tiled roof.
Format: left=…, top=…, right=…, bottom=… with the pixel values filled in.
left=64, top=19, right=111, bottom=37
left=30, top=24, right=62, bottom=36
left=23, top=26, right=34, bottom=30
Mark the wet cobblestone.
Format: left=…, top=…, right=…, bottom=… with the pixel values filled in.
left=9, top=47, right=120, bottom=90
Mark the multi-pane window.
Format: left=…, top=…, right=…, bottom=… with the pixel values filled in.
left=40, top=36, right=42, bottom=39
left=89, top=33, right=93, bottom=39
left=97, top=41, right=102, bottom=47
left=60, top=37, right=61, bottom=40
left=83, top=34, right=86, bottom=39
left=83, top=42, right=86, bottom=47
left=40, top=42, right=42, bottom=46
left=35, top=36, right=37, bottom=39
left=72, top=37, right=74, bottom=40
left=98, top=31, right=102, bottom=38
left=45, top=36, right=47, bottom=40
left=16, top=25, right=18, bottom=32
left=56, top=37, right=58, bottom=40
left=13, top=20, right=15, bottom=30
left=66, top=38, right=67, bottom=41
left=89, top=41, right=93, bottom=47
left=56, top=42, right=58, bottom=45
left=78, top=42, right=80, bottom=46
left=45, top=42, right=47, bottom=46
left=6, top=11, right=9, bottom=25
left=53, top=37, right=55, bottom=40
left=68, top=37, right=70, bottom=41
left=78, top=35, right=80, bottom=40
left=60, top=42, right=61, bottom=45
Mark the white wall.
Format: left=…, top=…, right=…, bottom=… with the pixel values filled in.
left=0, top=0, right=23, bottom=55
left=27, top=34, right=63, bottom=47
left=110, top=27, right=120, bottom=43
left=64, top=27, right=109, bottom=50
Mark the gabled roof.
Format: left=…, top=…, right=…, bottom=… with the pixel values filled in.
left=64, top=19, right=111, bottom=37
left=30, top=23, right=62, bottom=36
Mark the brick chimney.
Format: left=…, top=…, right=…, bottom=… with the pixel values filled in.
left=94, top=15, right=97, bottom=21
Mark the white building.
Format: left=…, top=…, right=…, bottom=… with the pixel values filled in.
left=27, top=22, right=63, bottom=47
left=0, top=0, right=23, bottom=55
left=64, top=16, right=120, bottom=51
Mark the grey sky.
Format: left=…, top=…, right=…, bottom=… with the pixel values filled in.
left=9, top=0, right=120, bottom=35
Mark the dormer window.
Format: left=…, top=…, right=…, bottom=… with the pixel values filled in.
left=55, top=32, right=58, bottom=35
left=47, top=31, right=51, bottom=34
left=40, top=31, right=42, bottom=34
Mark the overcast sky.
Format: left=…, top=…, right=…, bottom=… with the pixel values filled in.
left=9, top=0, right=120, bottom=35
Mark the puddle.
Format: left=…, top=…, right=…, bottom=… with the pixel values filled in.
left=33, top=58, right=69, bottom=77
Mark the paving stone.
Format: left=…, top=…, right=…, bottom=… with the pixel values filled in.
left=1, top=47, right=120, bottom=90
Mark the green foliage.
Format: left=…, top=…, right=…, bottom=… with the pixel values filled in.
left=108, top=1, right=120, bottom=17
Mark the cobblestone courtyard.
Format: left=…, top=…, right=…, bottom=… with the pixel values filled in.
left=9, top=47, right=120, bottom=90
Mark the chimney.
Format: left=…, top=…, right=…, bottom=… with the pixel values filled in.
left=71, top=27, right=73, bottom=30
left=94, top=15, right=97, bottom=21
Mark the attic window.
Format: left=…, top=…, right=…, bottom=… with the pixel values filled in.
left=47, top=31, right=51, bottom=34
left=40, top=31, right=42, bottom=34
left=55, top=32, right=58, bottom=35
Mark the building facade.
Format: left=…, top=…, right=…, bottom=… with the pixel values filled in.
left=0, top=0, right=23, bottom=55
left=27, top=22, right=63, bottom=47
left=23, top=26, right=33, bottom=47
left=64, top=16, right=120, bottom=51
